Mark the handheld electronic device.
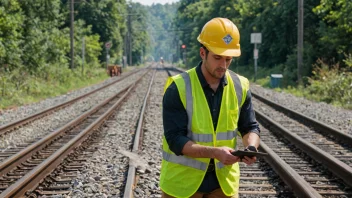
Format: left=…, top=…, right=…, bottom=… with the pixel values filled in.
left=231, top=150, right=268, bottom=158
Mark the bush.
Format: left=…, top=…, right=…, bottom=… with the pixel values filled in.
left=0, top=66, right=109, bottom=109
left=304, top=58, right=352, bottom=109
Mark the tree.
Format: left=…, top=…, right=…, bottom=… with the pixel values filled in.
left=20, top=0, right=67, bottom=72
left=73, top=0, right=127, bottom=64
left=0, top=0, right=24, bottom=69
left=147, top=2, right=179, bottom=62
left=314, top=0, right=352, bottom=65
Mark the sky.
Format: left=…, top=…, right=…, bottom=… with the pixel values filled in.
left=131, top=0, right=179, bottom=6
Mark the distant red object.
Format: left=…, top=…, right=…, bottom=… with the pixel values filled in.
left=181, top=44, right=186, bottom=49
left=107, top=65, right=122, bottom=77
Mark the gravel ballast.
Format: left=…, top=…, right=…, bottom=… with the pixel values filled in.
left=0, top=71, right=143, bottom=151
left=132, top=69, right=167, bottom=197
left=0, top=69, right=138, bottom=126
left=69, top=71, right=156, bottom=198
left=250, top=84, right=352, bottom=135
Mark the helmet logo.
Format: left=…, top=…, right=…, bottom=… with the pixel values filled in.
left=223, top=34, right=233, bottom=45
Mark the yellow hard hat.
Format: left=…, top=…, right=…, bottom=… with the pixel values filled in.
left=197, top=17, right=241, bottom=57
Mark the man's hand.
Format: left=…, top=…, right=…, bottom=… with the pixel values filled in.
left=241, top=146, right=258, bottom=165
left=241, top=156, right=257, bottom=165
left=214, top=146, right=241, bottom=165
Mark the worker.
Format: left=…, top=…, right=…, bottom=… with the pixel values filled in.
left=161, top=57, right=164, bottom=65
left=160, top=17, right=260, bottom=198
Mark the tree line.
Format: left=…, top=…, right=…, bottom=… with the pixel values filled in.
left=0, top=0, right=350, bottom=108
left=0, top=0, right=181, bottom=71
left=173, top=0, right=352, bottom=85
left=0, top=0, right=154, bottom=107
left=1, top=0, right=127, bottom=72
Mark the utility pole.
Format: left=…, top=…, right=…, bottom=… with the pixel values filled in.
left=254, top=43, right=258, bottom=81
left=176, top=38, right=179, bottom=63
left=124, top=34, right=128, bottom=67
left=297, top=0, right=304, bottom=83
left=141, top=50, right=143, bottom=65
left=82, top=37, right=85, bottom=75
left=70, top=0, right=74, bottom=69
left=128, top=13, right=132, bottom=66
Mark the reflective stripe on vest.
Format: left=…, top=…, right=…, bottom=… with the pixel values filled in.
left=163, top=151, right=208, bottom=171
left=217, top=129, right=238, bottom=140
left=231, top=73, right=243, bottom=110
left=216, top=161, right=226, bottom=169
left=188, top=129, right=238, bottom=143
left=181, top=72, right=193, bottom=140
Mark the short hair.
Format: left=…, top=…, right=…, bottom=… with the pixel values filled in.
left=200, top=44, right=209, bottom=56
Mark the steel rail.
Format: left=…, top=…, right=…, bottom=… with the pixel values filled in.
left=124, top=69, right=156, bottom=198
left=259, top=141, right=322, bottom=198
left=252, top=92, right=352, bottom=145
left=0, top=85, right=130, bottom=177
left=0, top=70, right=150, bottom=197
left=255, top=110, right=352, bottom=187
left=162, top=65, right=172, bottom=77
left=0, top=68, right=141, bottom=136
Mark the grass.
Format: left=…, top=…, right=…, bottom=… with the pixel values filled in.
left=0, top=68, right=110, bottom=110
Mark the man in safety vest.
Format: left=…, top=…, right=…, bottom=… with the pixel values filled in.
left=160, top=17, right=261, bottom=198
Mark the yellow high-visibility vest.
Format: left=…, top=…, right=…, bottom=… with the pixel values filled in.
left=160, top=67, right=249, bottom=197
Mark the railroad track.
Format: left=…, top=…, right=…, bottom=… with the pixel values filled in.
left=251, top=91, right=352, bottom=145
left=0, top=68, right=143, bottom=137
left=250, top=91, right=352, bottom=184
left=230, top=71, right=352, bottom=197
left=3, top=65, right=350, bottom=197
left=123, top=67, right=157, bottom=197
left=235, top=139, right=294, bottom=198
left=259, top=126, right=350, bottom=197
left=0, top=68, right=152, bottom=197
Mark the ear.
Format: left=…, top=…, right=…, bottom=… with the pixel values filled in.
left=200, top=47, right=206, bottom=60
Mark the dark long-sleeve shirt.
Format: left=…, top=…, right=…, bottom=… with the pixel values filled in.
left=162, top=62, right=260, bottom=193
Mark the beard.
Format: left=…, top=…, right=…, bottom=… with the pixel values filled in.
left=204, top=60, right=227, bottom=79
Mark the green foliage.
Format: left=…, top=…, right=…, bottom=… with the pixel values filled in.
left=174, top=0, right=351, bottom=76
left=312, top=0, right=352, bottom=64
left=174, top=0, right=210, bottom=67
left=0, top=0, right=24, bottom=68
left=314, top=0, right=352, bottom=34
left=20, top=0, right=67, bottom=72
left=255, top=76, right=271, bottom=88
left=73, top=0, right=127, bottom=63
left=230, top=63, right=284, bottom=85
left=128, top=2, right=149, bottom=65
left=1, top=0, right=351, bottom=109
left=173, top=0, right=351, bottom=108
left=147, top=2, right=179, bottom=62
left=69, top=19, right=102, bottom=68
left=0, top=67, right=109, bottom=109
left=343, top=54, right=352, bottom=67
left=304, top=59, right=352, bottom=108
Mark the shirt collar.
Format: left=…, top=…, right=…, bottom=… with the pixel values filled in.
left=196, top=61, right=228, bottom=88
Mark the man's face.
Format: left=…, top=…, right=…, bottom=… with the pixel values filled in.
left=200, top=47, right=233, bottom=79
